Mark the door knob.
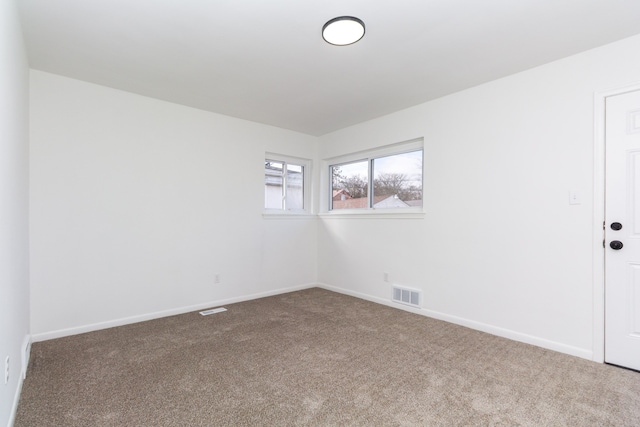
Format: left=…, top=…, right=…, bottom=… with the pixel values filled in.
left=611, top=222, right=623, bottom=231
left=610, top=240, right=624, bottom=250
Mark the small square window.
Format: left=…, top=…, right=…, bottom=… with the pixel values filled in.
left=264, top=155, right=310, bottom=213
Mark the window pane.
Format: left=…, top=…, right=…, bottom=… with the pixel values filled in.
left=264, top=161, right=283, bottom=209
left=372, top=150, right=422, bottom=208
left=331, top=160, right=369, bottom=210
left=286, top=164, right=304, bottom=210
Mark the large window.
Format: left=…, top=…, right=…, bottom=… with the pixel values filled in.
left=329, top=141, right=423, bottom=211
left=264, top=155, right=309, bottom=212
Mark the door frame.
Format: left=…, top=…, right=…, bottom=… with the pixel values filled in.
left=593, top=82, right=640, bottom=363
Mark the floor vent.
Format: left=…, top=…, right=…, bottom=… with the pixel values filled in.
left=200, top=307, right=227, bottom=316
left=392, top=286, right=421, bottom=308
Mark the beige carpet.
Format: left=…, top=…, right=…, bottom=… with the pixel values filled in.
left=15, top=288, right=640, bottom=426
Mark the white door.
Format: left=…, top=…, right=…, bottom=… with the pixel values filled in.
left=605, top=89, right=640, bottom=371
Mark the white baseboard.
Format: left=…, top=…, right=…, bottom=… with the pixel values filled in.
left=316, top=283, right=593, bottom=361
left=29, top=282, right=593, bottom=361
left=8, top=334, right=30, bottom=427
left=31, top=283, right=317, bottom=342
left=7, top=373, right=24, bottom=427
left=22, top=336, right=31, bottom=380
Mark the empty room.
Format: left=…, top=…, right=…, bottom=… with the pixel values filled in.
left=3, top=0, right=640, bottom=425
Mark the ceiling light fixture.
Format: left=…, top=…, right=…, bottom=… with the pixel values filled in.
left=322, top=16, right=365, bottom=46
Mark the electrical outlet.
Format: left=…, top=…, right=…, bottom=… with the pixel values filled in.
left=383, top=272, right=389, bottom=282
left=214, top=273, right=221, bottom=284
left=4, top=356, right=9, bottom=384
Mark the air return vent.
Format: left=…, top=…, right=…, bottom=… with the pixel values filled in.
left=200, top=307, right=227, bottom=316
left=392, top=286, right=421, bottom=308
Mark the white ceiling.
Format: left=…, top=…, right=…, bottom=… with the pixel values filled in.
left=18, top=0, right=640, bottom=136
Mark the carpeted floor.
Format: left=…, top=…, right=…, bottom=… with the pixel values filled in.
left=14, top=288, right=640, bottom=426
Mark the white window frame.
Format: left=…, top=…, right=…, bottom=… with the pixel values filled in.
left=264, top=153, right=312, bottom=217
left=320, top=138, right=424, bottom=218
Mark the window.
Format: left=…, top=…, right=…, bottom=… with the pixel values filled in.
left=264, top=155, right=310, bottom=212
left=328, top=140, right=423, bottom=212
left=372, top=150, right=423, bottom=208
left=331, top=160, right=368, bottom=209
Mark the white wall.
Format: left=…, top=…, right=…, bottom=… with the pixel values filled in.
left=0, top=0, right=30, bottom=425
left=27, top=29, right=640, bottom=365
left=317, top=34, right=640, bottom=360
left=30, top=71, right=317, bottom=338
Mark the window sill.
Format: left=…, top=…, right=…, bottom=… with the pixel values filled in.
left=318, top=209, right=425, bottom=219
left=263, top=210, right=425, bottom=220
left=262, top=212, right=317, bottom=220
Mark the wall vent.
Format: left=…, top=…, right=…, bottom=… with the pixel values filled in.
left=200, top=307, right=227, bottom=316
left=392, top=286, right=421, bottom=308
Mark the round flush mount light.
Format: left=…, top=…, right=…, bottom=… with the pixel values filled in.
left=322, top=16, right=365, bottom=46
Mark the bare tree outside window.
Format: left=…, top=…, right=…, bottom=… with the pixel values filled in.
left=372, top=150, right=423, bottom=208
left=331, top=161, right=368, bottom=210
left=329, top=149, right=423, bottom=211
